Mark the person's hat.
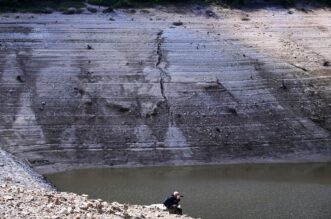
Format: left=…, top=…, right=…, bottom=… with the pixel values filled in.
left=173, top=191, right=180, bottom=196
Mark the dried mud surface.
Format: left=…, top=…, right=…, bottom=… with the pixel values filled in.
left=0, top=6, right=330, bottom=174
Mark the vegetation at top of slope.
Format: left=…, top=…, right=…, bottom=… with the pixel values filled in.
left=87, top=0, right=331, bottom=8
left=0, top=0, right=330, bottom=13
left=0, top=0, right=85, bottom=13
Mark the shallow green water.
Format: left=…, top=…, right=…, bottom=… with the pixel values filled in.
left=45, top=163, right=331, bottom=219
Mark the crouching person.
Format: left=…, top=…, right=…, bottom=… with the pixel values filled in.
left=163, top=191, right=183, bottom=215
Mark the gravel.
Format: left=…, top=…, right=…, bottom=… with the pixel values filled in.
left=0, top=149, right=193, bottom=219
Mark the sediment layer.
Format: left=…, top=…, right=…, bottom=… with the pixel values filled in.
left=0, top=6, right=330, bottom=174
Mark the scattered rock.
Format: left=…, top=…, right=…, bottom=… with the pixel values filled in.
left=227, top=107, right=237, bottom=115
left=103, top=7, right=114, bottom=13
left=140, top=9, right=150, bottom=14
left=205, top=10, right=217, bottom=18
left=36, top=8, right=53, bottom=14
left=4, top=195, right=14, bottom=201
left=16, top=75, right=25, bottom=83
left=173, top=21, right=183, bottom=26
left=79, top=202, right=88, bottom=210
left=87, top=7, right=97, bottom=13
left=244, top=143, right=253, bottom=151
left=42, top=8, right=53, bottom=14
left=74, top=87, right=85, bottom=95
left=4, top=177, right=13, bottom=182
left=280, top=80, right=287, bottom=90
left=299, top=8, right=311, bottom=13
left=62, top=8, right=77, bottom=15
left=129, top=9, right=137, bottom=14
left=57, top=208, right=68, bottom=215
left=87, top=44, right=93, bottom=50
left=310, top=115, right=324, bottom=123
left=323, top=61, right=330, bottom=67
left=54, top=198, right=60, bottom=205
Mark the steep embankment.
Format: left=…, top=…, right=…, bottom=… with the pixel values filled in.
left=0, top=6, right=330, bottom=174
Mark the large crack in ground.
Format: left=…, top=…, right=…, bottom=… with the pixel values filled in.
left=156, top=30, right=171, bottom=114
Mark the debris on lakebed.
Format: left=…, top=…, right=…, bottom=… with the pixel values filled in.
left=0, top=184, right=193, bottom=219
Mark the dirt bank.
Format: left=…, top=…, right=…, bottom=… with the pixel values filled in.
left=0, top=149, right=193, bottom=219
left=0, top=149, right=53, bottom=190
left=0, top=183, right=192, bottom=219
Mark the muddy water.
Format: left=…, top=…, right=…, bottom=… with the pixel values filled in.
left=45, top=163, right=331, bottom=219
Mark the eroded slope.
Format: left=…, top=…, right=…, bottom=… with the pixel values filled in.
left=0, top=6, right=330, bottom=173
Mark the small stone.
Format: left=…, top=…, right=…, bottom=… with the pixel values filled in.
left=87, top=7, right=97, bottom=13
left=87, top=202, right=94, bottom=208
left=47, top=203, right=54, bottom=208
left=58, top=208, right=68, bottom=214
left=103, top=7, right=114, bottom=13
left=4, top=195, right=14, bottom=201
left=172, top=21, right=183, bottom=26
left=42, top=8, right=53, bottom=14
left=129, top=9, right=136, bottom=14
left=79, top=203, right=88, bottom=210
left=16, top=187, right=22, bottom=193
left=4, top=177, right=12, bottom=182
left=22, top=211, right=30, bottom=216
left=280, top=80, right=287, bottom=90
left=241, top=17, right=250, bottom=21
left=63, top=8, right=76, bottom=15
left=205, top=10, right=217, bottom=18
left=16, top=75, right=25, bottom=83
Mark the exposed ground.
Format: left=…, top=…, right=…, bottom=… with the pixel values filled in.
left=0, top=149, right=53, bottom=190
left=0, top=149, right=192, bottom=219
left=0, top=5, right=330, bottom=174
left=0, top=184, right=192, bottom=219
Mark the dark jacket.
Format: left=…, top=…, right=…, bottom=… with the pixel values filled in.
left=163, top=195, right=180, bottom=208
